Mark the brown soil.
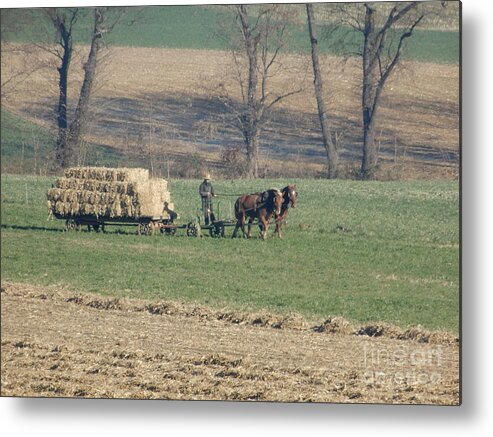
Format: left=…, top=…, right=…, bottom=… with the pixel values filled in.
left=1, top=282, right=459, bottom=404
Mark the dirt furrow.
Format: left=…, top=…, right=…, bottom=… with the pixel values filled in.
left=1, top=282, right=460, bottom=404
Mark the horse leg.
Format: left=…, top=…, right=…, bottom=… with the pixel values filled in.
left=260, top=216, right=268, bottom=240
left=247, top=216, right=254, bottom=239
left=237, top=214, right=246, bottom=238
left=232, top=212, right=244, bottom=239
left=272, top=219, right=281, bottom=239
left=274, top=211, right=286, bottom=239
left=270, top=213, right=279, bottom=238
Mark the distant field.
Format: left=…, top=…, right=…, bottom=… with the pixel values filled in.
left=1, top=174, right=460, bottom=332
left=1, top=45, right=460, bottom=180
left=2, top=5, right=459, bottom=64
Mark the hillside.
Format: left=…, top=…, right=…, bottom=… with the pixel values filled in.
left=1, top=4, right=460, bottom=179
left=2, top=45, right=459, bottom=180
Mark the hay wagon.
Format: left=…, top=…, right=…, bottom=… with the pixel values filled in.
left=55, top=201, right=235, bottom=238
left=48, top=166, right=179, bottom=236
left=55, top=209, right=181, bottom=236
left=47, top=166, right=237, bottom=238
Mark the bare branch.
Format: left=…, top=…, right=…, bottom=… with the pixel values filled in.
left=372, top=2, right=419, bottom=66
left=266, top=87, right=303, bottom=113
left=231, top=48, right=246, bottom=103
left=338, top=5, right=365, bottom=33
left=68, top=8, right=79, bottom=33
left=252, top=5, right=275, bottom=34
left=379, top=13, right=424, bottom=88
left=32, top=42, right=62, bottom=59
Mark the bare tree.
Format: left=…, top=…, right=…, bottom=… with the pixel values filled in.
left=352, top=2, right=424, bottom=179
left=44, top=7, right=123, bottom=170
left=306, top=3, right=339, bottom=179
left=45, top=8, right=79, bottom=170
left=65, top=7, right=107, bottom=160
left=216, top=4, right=305, bottom=178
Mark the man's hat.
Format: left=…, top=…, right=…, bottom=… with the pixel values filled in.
left=204, top=173, right=211, bottom=180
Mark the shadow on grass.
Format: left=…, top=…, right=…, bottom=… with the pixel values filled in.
left=1, top=224, right=64, bottom=233
left=0, top=223, right=191, bottom=237
left=0, top=224, right=131, bottom=235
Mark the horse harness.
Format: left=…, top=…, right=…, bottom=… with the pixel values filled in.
left=239, top=191, right=272, bottom=213
left=244, top=189, right=292, bottom=214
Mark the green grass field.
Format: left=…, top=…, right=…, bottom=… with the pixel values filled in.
left=0, top=110, right=54, bottom=173
left=1, top=174, right=459, bottom=332
left=0, top=110, right=124, bottom=174
left=2, top=5, right=459, bottom=64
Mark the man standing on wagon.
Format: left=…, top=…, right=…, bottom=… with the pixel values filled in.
left=199, top=173, right=216, bottom=225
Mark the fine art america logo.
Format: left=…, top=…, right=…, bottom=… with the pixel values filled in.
left=361, top=344, right=444, bottom=386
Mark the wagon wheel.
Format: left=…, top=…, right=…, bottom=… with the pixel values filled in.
left=186, top=221, right=202, bottom=238
left=65, top=219, right=81, bottom=232
left=138, top=222, right=153, bottom=236
left=87, top=223, right=102, bottom=233
left=209, top=222, right=225, bottom=238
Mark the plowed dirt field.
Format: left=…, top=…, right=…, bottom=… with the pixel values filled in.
left=1, top=282, right=459, bottom=404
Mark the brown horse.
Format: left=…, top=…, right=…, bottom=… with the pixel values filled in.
left=232, top=188, right=283, bottom=240
left=273, top=185, right=297, bottom=239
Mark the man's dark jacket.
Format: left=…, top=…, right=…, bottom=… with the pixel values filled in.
left=199, top=181, right=214, bottom=198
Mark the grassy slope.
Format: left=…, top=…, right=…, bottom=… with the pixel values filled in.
left=0, top=110, right=54, bottom=172
left=1, top=174, right=459, bottom=332
left=3, top=6, right=459, bottom=64
left=0, top=110, right=124, bottom=173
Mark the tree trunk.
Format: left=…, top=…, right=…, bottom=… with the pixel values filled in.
left=244, top=118, right=259, bottom=179
left=245, top=71, right=260, bottom=179
left=55, top=28, right=72, bottom=169
left=361, top=110, right=377, bottom=179
left=67, top=7, right=104, bottom=158
left=240, top=5, right=261, bottom=179
left=359, top=4, right=380, bottom=180
left=249, top=134, right=259, bottom=179
left=306, top=3, right=338, bottom=179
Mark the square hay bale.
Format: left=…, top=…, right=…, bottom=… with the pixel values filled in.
left=47, top=188, right=63, bottom=202
left=133, top=180, right=172, bottom=217
left=118, top=167, right=149, bottom=183
left=83, top=203, right=93, bottom=215
left=49, top=167, right=172, bottom=219
left=63, top=167, right=149, bottom=183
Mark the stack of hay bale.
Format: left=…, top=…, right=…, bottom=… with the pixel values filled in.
left=47, top=167, right=174, bottom=219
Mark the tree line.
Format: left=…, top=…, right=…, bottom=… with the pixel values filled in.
left=1, top=3, right=453, bottom=180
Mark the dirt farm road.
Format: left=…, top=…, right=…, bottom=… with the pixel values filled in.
left=1, top=282, right=459, bottom=404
